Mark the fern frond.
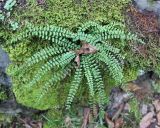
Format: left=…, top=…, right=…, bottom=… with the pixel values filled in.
left=97, top=51, right=123, bottom=83
left=66, top=67, right=82, bottom=109
left=82, top=56, right=95, bottom=102
left=77, top=21, right=102, bottom=34
left=73, top=32, right=98, bottom=45
left=95, top=42, right=124, bottom=65
left=97, top=24, right=144, bottom=44
left=84, top=55, right=105, bottom=107
left=25, top=45, right=72, bottom=67
left=95, top=42, right=119, bottom=54
left=92, top=64, right=106, bottom=112
left=37, top=65, right=73, bottom=103
left=107, top=22, right=125, bottom=29
left=51, top=37, right=77, bottom=49
left=4, top=0, right=16, bottom=11
left=28, top=52, right=76, bottom=87
left=27, top=24, right=75, bottom=39
left=91, top=64, right=105, bottom=102
left=10, top=25, right=75, bottom=44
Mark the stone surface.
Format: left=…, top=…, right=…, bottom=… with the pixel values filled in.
left=0, top=48, right=11, bottom=87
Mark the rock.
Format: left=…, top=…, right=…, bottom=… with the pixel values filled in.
left=131, top=71, right=155, bottom=100
left=37, top=0, right=45, bottom=5
left=109, top=87, right=131, bottom=109
left=140, top=104, right=148, bottom=116
left=153, top=99, right=160, bottom=112
left=17, top=0, right=27, bottom=7
left=0, top=0, right=6, bottom=11
left=0, top=99, right=45, bottom=116
left=133, top=0, right=160, bottom=16
left=0, top=71, right=11, bottom=87
left=0, top=48, right=10, bottom=71
left=0, top=48, right=11, bottom=87
left=139, top=112, right=154, bottom=128
left=157, top=112, right=160, bottom=126
left=0, top=99, right=22, bottom=115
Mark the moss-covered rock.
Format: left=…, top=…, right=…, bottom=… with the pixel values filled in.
left=5, top=39, right=78, bottom=110
left=4, top=0, right=133, bottom=111
left=0, top=114, right=13, bottom=127
left=12, top=0, right=131, bottom=28
left=43, top=109, right=64, bottom=128
left=6, top=41, right=71, bottom=110
left=0, top=90, right=8, bottom=101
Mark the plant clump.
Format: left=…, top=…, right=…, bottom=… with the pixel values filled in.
left=10, top=21, right=143, bottom=110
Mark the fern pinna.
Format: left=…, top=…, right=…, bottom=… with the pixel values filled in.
left=10, top=21, right=143, bottom=109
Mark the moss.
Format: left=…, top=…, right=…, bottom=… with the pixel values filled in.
left=0, top=114, right=13, bottom=126
left=123, top=68, right=138, bottom=83
left=8, top=65, right=70, bottom=110
left=125, top=47, right=160, bottom=74
left=128, top=98, right=141, bottom=125
left=43, top=109, right=64, bottom=128
left=8, top=64, right=71, bottom=110
left=124, top=11, right=160, bottom=74
left=5, top=0, right=137, bottom=111
left=5, top=40, right=70, bottom=110
left=11, top=0, right=131, bottom=29
left=0, top=90, right=8, bottom=101
left=0, top=0, right=159, bottom=128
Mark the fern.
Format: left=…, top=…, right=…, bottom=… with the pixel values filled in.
left=27, top=52, right=75, bottom=88
left=10, top=21, right=144, bottom=109
left=4, top=0, right=16, bottom=11
left=1, top=0, right=16, bottom=20
left=37, top=65, right=73, bottom=103
left=66, top=67, right=82, bottom=109
left=83, top=56, right=95, bottom=100
left=26, top=45, right=72, bottom=66
left=0, top=0, right=18, bottom=31
left=87, top=55, right=105, bottom=106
